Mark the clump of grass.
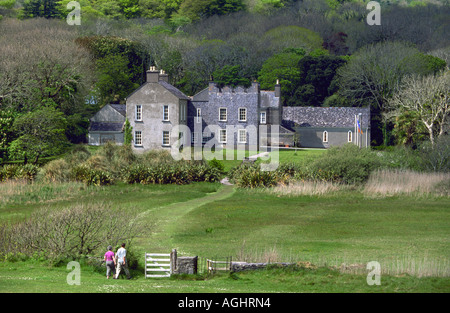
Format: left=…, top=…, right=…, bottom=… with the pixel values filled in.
left=268, top=181, right=342, bottom=196
left=364, top=169, right=450, bottom=197
left=0, top=180, right=89, bottom=207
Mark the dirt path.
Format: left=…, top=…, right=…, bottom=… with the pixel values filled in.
left=136, top=183, right=235, bottom=252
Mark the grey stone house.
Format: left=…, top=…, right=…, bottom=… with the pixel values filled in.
left=88, top=67, right=371, bottom=150
left=125, top=67, right=189, bottom=152
left=188, top=81, right=282, bottom=149
left=88, top=104, right=126, bottom=145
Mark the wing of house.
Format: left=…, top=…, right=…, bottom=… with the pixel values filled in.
left=88, top=104, right=126, bottom=145
left=282, top=106, right=371, bottom=148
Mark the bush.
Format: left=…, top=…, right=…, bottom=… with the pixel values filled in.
left=38, top=159, right=72, bottom=183
left=0, top=203, right=143, bottom=262
left=307, top=144, right=382, bottom=184
left=229, top=163, right=279, bottom=188
left=123, top=162, right=220, bottom=185
left=0, top=164, right=39, bottom=182
left=71, top=164, right=113, bottom=186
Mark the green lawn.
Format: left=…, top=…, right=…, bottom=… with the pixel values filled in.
left=0, top=175, right=449, bottom=292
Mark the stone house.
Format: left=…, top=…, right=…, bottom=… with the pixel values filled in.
left=88, top=67, right=370, bottom=150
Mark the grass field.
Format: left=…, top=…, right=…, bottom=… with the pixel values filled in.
left=0, top=176, right=449, bottom=293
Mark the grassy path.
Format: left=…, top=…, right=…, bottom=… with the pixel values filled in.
left=134, top=184, right=235, bottom=254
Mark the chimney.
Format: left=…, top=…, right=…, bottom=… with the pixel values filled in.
left=159, top=69, right=169, bottom=83
left=252, top=80, right=260, bottom=93
left=274, top=79, right=281, bottom=97
left=146, top=66, right=159, bottom=83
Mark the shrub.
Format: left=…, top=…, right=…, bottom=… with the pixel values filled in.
left=208, top=158, right=225, bottom=173
left=307, top=144, right=382, bottom=184
left=123, top=162, right=220, bottom=185
left=0, top=164, right=19, bottom=181
left=0, top=203, right=143, bottom=262
left=38, top=159, right=72, bottom=183
left=229, top=163, right=279, bottom=188
left=0, top=164, right=39, bottom=182
left=71, top=164, right=113, bottom=186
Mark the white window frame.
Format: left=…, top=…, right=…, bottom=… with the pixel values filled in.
left=192, top=132, right=198, bottom=144
left=238, top=129, right=247, bottom=144
left=219, top=129, right=227, bottom=143
left=260, top=112, right=266, bottom=124
left=323, top=130, right=328, bottom=143
left=162, top=131, right=170, bottom=146
left=134, top=131, right=142, bottom=146
left=238, top=107, right=247, bottom=122
left=202, top=133, right=209, bottom=144
left=196, top=108, right=201, bottom=123
left=348, top=130, right=353, bottom=143
left=163, top=105, right=169, bottom=121
left=219, top=108, right=227, bottom=122
left=135, top=105, right=142, bottom=121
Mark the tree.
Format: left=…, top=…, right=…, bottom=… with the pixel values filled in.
left=336, top=41, right=446, bottom=145
left=178, top=0, right=245, bottom=21
left=22, top=0, right=60, bottom=18
left=124, top=118, right=133, bottom=146
left=257, top=48, right=306, bottom=105
left=0, top=110, right=15, bottom=162
left=9, top=107, right=68, bottom=164
left=291, top=54, right=347, bottom=106
left=212, top=65, right=250, bottom=88
left=95, top=54, right=138, bottom=105
left=386, top=71, right=449, bottom=146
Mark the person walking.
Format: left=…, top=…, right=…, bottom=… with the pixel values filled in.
left=104, top=245, right=116, bottom=279
left=115, top=243, right=131, bottom=279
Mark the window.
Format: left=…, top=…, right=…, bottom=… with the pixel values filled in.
left=323, top=131, right=328, bottom=143
left=192, top=132, right=198, bottom=144
left=163, top=105, right=169, bottom=121
left=135, top=105, right=142, bottom=121
left=196, top=108, right=201, bottom=123
left=162, top=131, right=170, bottom=146
left=260, top=112, right=266, bottom=124
left=219, top=129, right=227, bottom=143
left=202, top=133, right=209, bottom=144
left=348, top=130, right=352, bottom=143
left=134, top=131, right=142, bottom=146
left=238, top=108, right=247, bottom=122
left=238, top=129, right=247, bottom=143
left=180, top=103, right=186, bottom=122
left=219, top=108, right=227, bottom=121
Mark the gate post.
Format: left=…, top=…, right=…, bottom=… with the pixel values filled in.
left=170, top=249, right=177, bottom=275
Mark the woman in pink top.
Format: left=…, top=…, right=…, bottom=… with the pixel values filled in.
left=104, top=245, right=116, bottom=279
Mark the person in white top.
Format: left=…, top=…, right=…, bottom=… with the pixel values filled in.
left=114, top=243, right=131, bottom=279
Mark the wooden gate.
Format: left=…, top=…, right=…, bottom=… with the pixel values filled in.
left=145, top=253, right=172, bottom=278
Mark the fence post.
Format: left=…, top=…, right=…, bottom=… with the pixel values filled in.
left=171, top=249, right=177, bottom=275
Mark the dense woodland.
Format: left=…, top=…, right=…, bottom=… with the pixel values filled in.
left=0, top=0, right=449, bottom=164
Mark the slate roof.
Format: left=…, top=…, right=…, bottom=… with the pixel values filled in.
left=158, top=81, right=190, bottom=100
left=282, top=107, right=370, bottom=129
left=89, top=122, right=124, bottom=132
left=109, top=104, right=126, bottom=117
left=260, top=91, right=280, bottom=108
